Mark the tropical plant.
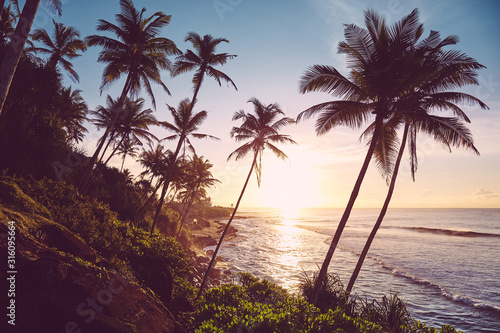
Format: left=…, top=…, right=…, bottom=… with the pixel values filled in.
left=57, top=86, right=88, bottom=143
left=172, top=32, right=237, bottom=108
left=0, top=0, right=62, bottom=113
left=345, top=26, right=488, bottom=292
left=150, top=98, right=218, bottom=233
left=297, top=8, right=486, bottom=305
left=197, top=97, right=296, bottom=297
left=116, top=136, right=140, bottom=171
left=175, top=155, right=220, bottom=238
left=78, top=0, right=180, bottom=193
left=28, top=20, right=86, bottom=82
left=0, top=3, right=16, bottom=47
left=102, top=97, right=158, bottom=166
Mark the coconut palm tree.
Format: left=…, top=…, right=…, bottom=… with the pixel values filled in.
left=28, top=20, right=87, bottom=82
left=58, top=86, right=88, bottom=143
left=78, top=0, right=180, bottom=193
left=172, top=32, right=237, bottom=110
left=345, top=27, right=489, bottom=292
left=0, top=3, right=15, bottom=47
left=175, top=155, right=219, bottom=239
left=102, top=97, right=158, bottom=165
left=150, top=98, right=219, bottom=233
left=197, top=97, right=296, bottom=297
left=0, top=0, right=62, bottom=113
left=116, top=136, right=140, bottom=171
left=297, top=8, right=486, bottom=305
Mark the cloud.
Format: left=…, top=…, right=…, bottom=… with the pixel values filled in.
left=474, top=188, right=500, bottom=199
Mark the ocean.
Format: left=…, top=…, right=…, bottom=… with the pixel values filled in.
left=207, top=208, right=500, bottom=333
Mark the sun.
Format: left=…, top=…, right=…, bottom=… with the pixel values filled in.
left=257, top=156, right=321, bottom=210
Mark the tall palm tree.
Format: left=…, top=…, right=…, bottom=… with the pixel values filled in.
left=297, top=8, right=485, bottom=305
left=89, top=95, right=122, bottom=162
left=0, top=3, right=15, bottom=47
left=78, top=0, right=180, bottom=193
left=345, top=27, right=488, bottom=292
left=0, top=0, right=62, bottom=114
left=175, top=155, right=219, bottom=239
left=172, top=32, right=237, bottom=111
left=116, top=136, right=140, bottom=171
left=58, top=86, right=88, bottom=143
left=150, top=98, right=219, bottom=233
left=28, top=20, right=87, bottom=82
left=197, top=97, right=296, bottom=297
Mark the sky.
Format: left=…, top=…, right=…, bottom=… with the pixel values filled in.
left=29, top=0, right=500, bottom=209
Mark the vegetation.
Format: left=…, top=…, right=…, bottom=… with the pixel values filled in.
left=0, top=1, right=481, bottom=332
left=297, top=8, right=487, bottom=303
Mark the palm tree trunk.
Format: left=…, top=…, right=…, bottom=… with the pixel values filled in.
left=346, top=122, right=409, bottom=293
left=310, top=114, right=384, bottom=305
left=120, top=153, right=126, bottom=171
left=104, top=135, right=125, bottom=166
left=98, top=131, right=117, bottom=163
left=150, top=136, right=184, bottom=233
left=78, top=77, right=131, bottom=194
left=0, top=0, right=41, bottom=114
left=197, top=153, right=257, bottom=298
left=176, top=187, right=198, bottom=239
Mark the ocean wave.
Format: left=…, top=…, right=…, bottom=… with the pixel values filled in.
left=389, top=226, right=500, bottom=238
left=365, top=254, right=500, bottom=315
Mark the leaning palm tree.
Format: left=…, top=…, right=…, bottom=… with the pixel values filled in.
left=297, top=8, right=486, bottom=305
left=116, top=136, right=140, bottom=171
left=150, top=98, right=219, bottom=233
left=0, top=0, right=62, bottom=114
left=197, top=97, right=296, bottom=297
left=345, top=27, right=489, bottom=292
left=172, top=32, right=237, bottom=111
left=28, top=20, right=87, bottom=82
left=78, top=0, right=180, bottom=193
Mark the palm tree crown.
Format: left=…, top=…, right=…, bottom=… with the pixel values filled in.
left=85, top=0, right=180, bottom=107
left=172, top=32, right=237, bottom=103
left=229, top=97, right=296, bottom=185
left=29, top=20, right=87, bottom=82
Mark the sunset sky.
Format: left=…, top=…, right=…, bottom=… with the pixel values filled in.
left=33, top=0, right=500, bottom=209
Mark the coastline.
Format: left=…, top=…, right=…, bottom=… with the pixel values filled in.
left=189, top=219, right=238, bottom=287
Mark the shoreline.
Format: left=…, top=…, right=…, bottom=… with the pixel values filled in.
left=189, top=219, right=238, bottom=287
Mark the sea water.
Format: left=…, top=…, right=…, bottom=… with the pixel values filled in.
left=208, top=208, right=500, bottom=333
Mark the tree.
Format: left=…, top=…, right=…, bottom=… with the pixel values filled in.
left=102, top=97, right=158, bottom=165
left=28, top=20, right=87, bottom=82
left=172, top=32, right=237, bottom=109
left=0, top=0, right=62, bottom=113
left=150, top=98, right=219, bottom=233
left=58, top=86, right=88, bottom=143
left=296, top=9, right=484, bottom=305
left=345, top=27, right=488, bottom=292
left=175, top=155, right=219, bottom=239
left=197, top=97, right=296, bottom=297
left=78, top=0, right=180, bottom=193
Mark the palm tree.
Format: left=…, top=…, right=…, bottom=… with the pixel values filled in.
left=0, top=3, right=15, bottom=47
left=150, top=98, right=219, bottom=233
left=78, top=0, right=180, bottom=193
left=345, top=29, right=488, bottom=292
left=58, top=86, right=88, bottom=143
left=298, top=9, right=487, bottom=305
left=0, top=0, right=62, bottom=113
left=102, top=97, right=158, bottom=165
left=116, top=136, right=140, bottom=171
left=89, top=95, right=122, bottom=162
left=175, top=155, right=220, bottom=239
left=172, top=32, right=237, bottom=110
left=197, top=97, right=296, bottom=297
left=28, top=20, right=87, bottom=82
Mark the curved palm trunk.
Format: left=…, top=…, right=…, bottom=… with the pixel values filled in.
left=104, top=135, right=126, bottom=166
left=98, top=131, right=118, bottom=163
left=346, top=122, right=409, bottom=293
left=197, top=154, right=257, bottom=298
left=78, top=78, right=131, bottom=194
left=0, top=0, right=41, bottom=114
left=310, top=114, right=384, bottom=305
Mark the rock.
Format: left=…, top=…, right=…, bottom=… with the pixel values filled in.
left=40, top=223, right=97, bottom=263
left=193, top=235, right=217, bottom=248
left=205, top=249, right=215, bottom=256
left=208, top=268, right=221, bottom=279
